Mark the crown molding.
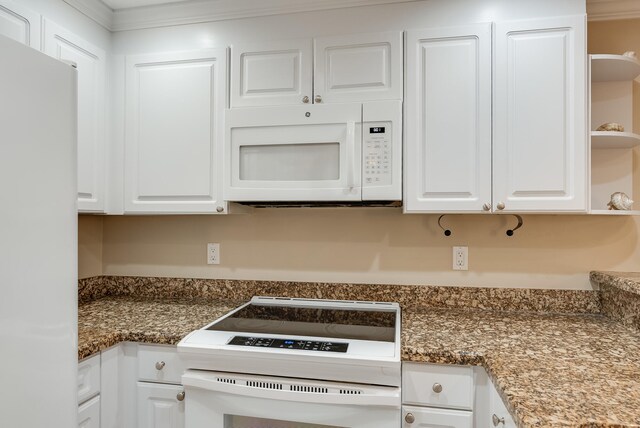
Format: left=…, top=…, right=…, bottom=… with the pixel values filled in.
left=65, top=0, right=640, bottom=32
left=587, top=0, right=640, bottom=21
left=65, top=0, right=422, bottom=32
left=63, top=0, right=113, bottom=29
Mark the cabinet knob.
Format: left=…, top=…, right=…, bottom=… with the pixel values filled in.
left=404, top=413, right=415, bottom=424
left=155, top=361, right=165, bottom=370
left=492, top=414, right=505, bottom=426
left=302, top=95, right=309, bottom=103
left=432, top=382, right=443, bottom=393
left=496, top=202, right=505, bottom=211
left=482, top=203, right=491, bottom=211
left=314, top=94, right=322, bottom=103
left=216, top=206, right=224, bottom=213
left=176, top=391, right=185, bottom=402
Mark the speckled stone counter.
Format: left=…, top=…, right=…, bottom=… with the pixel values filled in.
left=79, top=295, right=640, bottom=428
left=78, top=297, right=241, bottom=360
left=404, top=308, right=640, bottom=428
left=591, top=271, right=640, bottom=332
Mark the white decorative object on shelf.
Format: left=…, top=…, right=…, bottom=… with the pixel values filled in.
left=608, top=192, right=633, bottom=210
left=596, top=122, right=624, bottom=132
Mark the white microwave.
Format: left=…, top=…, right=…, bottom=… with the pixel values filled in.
left=224, top=100, right=401, bottom=202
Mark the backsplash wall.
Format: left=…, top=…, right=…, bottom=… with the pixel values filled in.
left=76, top=211, right=640, bottom=290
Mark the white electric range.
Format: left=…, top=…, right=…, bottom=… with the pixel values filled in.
left=178, top=296, right=402, bottom=428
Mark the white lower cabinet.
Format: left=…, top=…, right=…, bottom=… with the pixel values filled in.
left=403, top=405, right=473, bottom=428
left=79, top=395, right=101, bottom=428
left=78, top=354, right=101, bottom=428
left=488, top=379, right=517, bottom=428
left=137, top=382, right=185, bottom=428
left=402, top=363, right=475, bottom=427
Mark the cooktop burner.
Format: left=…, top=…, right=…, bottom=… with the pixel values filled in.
left=206, top=302, right=396, bottom=342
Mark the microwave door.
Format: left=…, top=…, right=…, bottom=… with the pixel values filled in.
left=225, top=104, right=362, bottom=201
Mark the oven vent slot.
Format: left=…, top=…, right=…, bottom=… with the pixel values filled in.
left=339, top=389, right=362, bottom=395
left=216, top=377, right=236, bottom=384
left=246, top=381, right=283, bottom=390
left=290, top=385, right=328, bottom=394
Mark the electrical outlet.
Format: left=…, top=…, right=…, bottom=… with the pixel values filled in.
left=207, top=243, right=220, bottom=265
left=452, top=246, right=468, bottom=271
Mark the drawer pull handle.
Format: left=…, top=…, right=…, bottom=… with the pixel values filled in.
left=404, top=413, right=415, bottom=424
left=177, top=391, right=185, bottom=402
left=155, top=361, right=166, bottom=370
left=492, top=414, right=505, bottom=426
left=432, top=382, right=443, bottom=393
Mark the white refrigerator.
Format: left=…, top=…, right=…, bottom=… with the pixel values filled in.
left=0, top=35, right=78, bottom=426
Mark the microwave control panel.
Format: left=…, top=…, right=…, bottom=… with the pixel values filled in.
left=363, top=122, right=392, bottom=187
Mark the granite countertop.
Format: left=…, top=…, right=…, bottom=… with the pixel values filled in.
left=78, top=296, right=242, bottom=360
left=79, top=296, right=640, bottom=428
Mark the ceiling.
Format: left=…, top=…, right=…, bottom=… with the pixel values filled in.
left=100, top=0, right=192, bottom=9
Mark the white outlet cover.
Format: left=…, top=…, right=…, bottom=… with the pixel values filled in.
left=207, top=243, right=220, bottom=265
left=452, top=246, right=468, bottom=271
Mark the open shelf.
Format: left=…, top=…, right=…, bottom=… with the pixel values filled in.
left=591, top=131, right=640, bottom=149
left=591, top=54, right=640, bottom=82
left=589, top=209, right=640, bottom=216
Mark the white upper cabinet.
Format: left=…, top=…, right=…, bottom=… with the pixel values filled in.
left=43, top=19, right=107, bottom=213
left=404, top=24, right=492, bottom=213
left=314, top=31, right=403, bottom=104
left=405, top=15, right=587, bottom=214
left=0, top=0, right=40, bottom=49
left=231, top=32, right=402, bottom=107
left=124, top=49, right=227, bottom=214
left=231, top=39, right=313, bottom=108
left=493, top=15, right=587, bottom=213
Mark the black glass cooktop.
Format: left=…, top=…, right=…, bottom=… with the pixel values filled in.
left=207, top=304, right=397, bottom=342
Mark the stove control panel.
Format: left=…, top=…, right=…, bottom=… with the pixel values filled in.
left=228, top=336, right=348, bottom=353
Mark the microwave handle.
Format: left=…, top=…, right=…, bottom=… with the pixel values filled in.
left=182, top=371, right=400, bottom=408
left=346, top=121, right=356, bottom=191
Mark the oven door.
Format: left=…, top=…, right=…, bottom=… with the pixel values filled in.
left=182, top=370, right=400, bottom=428
left=225, top=103, right=362, bottom=201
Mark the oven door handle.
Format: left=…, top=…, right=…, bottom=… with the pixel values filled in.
left=182, top=371, right=400, bottom=408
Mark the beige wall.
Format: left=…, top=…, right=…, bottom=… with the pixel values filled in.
left=78, top=215, right=103, bottom=279
left=98, top=211, right=640, bottom=290
left=77, top=18, right=640, bottom=290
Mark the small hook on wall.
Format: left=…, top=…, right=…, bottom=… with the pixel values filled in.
left=506, top=215, right=523, bottom=236
left=438, top=215, right=452, bottom=236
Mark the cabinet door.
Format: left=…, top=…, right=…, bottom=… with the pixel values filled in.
left=0, top=0, right=39, bottom=48
left=78, top=395, right=101, bottom=428
left=489, top=382, right=517, bottom=428
left=493, top=15, right=587, bottom=212
left=125, top=49, right=227, bottom=213
left=314, top=31, right=402, bottom=103
left=231, top=39, right=313, bottom=107
left=402, top=406, right=473, bottom=428
left=43, top=19, right=106, bottom=213
left=138, top=382, right=184, bottom=428
left=404, top=24, right=492, bottom=213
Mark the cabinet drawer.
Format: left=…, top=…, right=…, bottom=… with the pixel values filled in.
left=138, top=345, right=184, bottom=384
left=78, top=354, right=101, bottom=404
left=78, top=395, right=100, bottom=428
left=402, top=363, right=474, bottom=410
left=403, top=405, right=473, bottom=428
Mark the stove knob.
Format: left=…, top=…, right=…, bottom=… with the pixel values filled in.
left=405, top=413, right=415, bottom=424
left=432, top=383, right=443, bottom=393
left=155, top=361, right=165, bottom=370
left=176, top=391, right=185, bottom=402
